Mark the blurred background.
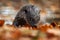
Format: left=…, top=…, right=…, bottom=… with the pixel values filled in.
left=0, top=0, right=60, bottom=40
left=0, top=0, right=60, bottom=25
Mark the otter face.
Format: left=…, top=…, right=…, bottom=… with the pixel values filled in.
left=13, top=5, right=40, bottom=28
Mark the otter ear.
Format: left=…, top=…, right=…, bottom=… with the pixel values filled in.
left=38, top=10, right=41, bottom=14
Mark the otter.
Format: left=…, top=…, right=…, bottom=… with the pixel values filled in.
left=13, top=5, right=40, bottom=28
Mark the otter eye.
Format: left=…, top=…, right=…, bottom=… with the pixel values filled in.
left=24, top=10, right=27, bottom=13
left=31, top=5, right=34, bottom=7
